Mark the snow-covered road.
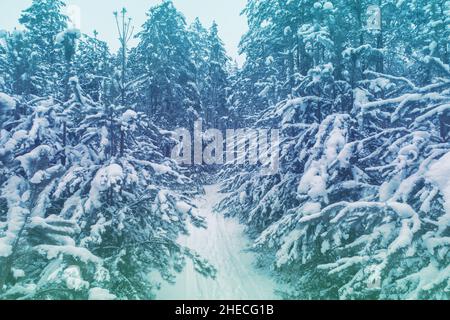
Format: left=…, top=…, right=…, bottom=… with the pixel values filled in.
left=157, top=185, right=280, bottom=300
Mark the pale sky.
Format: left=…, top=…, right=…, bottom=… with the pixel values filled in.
left=0, top=0, right=248, bottom=65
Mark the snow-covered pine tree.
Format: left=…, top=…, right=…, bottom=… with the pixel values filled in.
left=74, top=32, right=114, bottom=103
left=189, top=19, right=231, bottom=129
left=129, top=0, right=201, bottom=129
left=189, top=18, right=210, bottom=121
left=237, top=0, right=291, bottom=117
left=218, top=0, right=450, bottom=300
left=0, top=10, right=215, bottom=298
left=0, top=31, right=9, bottom=93
left=0, top=77, right=215, bottom=299
left=18, top=0, right=68, bottom=97
left=204, top=21, right=230, bottom=129
left=0, top=30, right=39, bottom=96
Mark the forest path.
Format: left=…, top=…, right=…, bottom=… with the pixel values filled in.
left=157, top=185, right=280, bottom=300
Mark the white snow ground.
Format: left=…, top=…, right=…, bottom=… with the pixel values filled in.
left=157, top=185, right=280, bottom=300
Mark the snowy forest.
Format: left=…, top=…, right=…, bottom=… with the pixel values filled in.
left=0, top=0, right=449, bottom=300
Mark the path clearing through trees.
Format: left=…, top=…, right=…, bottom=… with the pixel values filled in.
left=157, top=185, right=280, bottom=300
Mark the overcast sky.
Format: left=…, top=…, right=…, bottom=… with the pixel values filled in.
left=0, top=0, right=248, bottom=65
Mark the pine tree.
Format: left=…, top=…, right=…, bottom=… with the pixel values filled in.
left=189, top=18, right=211, bottom=124
left=0, top=31, right=38, bottom=95
left=19, top=0, right=68, bottom=96
left=130, top=0, right=201, bottom=128
left=74, top=32, right=114, bottom=103
left=0, top=76, right=215, bottom=300
left=0, top=31, right=8, bottom=93
left=204, top=21, right=230, bottom=129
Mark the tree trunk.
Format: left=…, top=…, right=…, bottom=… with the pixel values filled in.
left=120, top=129, right=125, bottom=157
left=440, top=111, right=450, bottom=142
left=62, top=121, right=67, bottom=165
left=376, top=1, right=384, bottom=73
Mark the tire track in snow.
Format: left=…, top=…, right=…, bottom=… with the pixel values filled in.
left=157, top=185, right=280, bottom=300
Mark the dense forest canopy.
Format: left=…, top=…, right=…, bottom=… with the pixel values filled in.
left=0, top=0, right=449, bottom=300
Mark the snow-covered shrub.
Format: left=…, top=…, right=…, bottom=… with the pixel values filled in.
left=219, top=72, right=450, bottom=299
left=0, top=82, right=212, bottom=299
